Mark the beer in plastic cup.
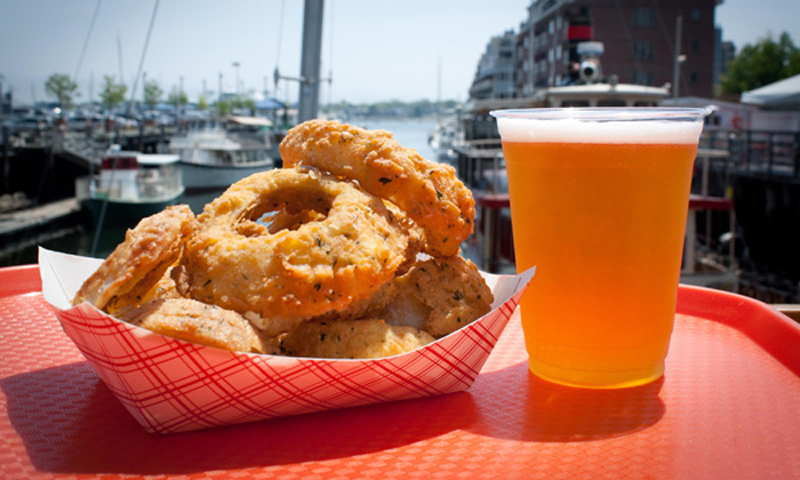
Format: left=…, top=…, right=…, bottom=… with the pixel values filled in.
left=491, top=107, right=709, bottom=388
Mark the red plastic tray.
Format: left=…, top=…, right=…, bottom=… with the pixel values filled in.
left=1, top=264, right=799, bottom=479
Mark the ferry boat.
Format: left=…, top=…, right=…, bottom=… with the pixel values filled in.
left=168, top=115, right=276, bottom=192
left=76, top=147, right=184, bottom=228
left=450, top=55, right=737, bottom=289
left=452, top=79, right=671, bottom=194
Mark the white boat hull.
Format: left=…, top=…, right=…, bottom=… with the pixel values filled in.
left=179, top=160, right=273, bottom=192
left=88, top=187, right=185, bottom=228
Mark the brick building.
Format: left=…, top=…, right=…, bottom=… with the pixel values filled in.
left=513, top=0, right=721, bottom=99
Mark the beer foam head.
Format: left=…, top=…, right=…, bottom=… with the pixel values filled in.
left=492, top=108, right=709, bottom=144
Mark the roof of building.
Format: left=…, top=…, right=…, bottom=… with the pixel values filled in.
left=741, top=74, right=800, bottom=109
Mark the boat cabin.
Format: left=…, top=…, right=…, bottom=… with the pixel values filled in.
left=96, top=149, right=183, bottom=202
left=538, top=82, right=669, bottom=107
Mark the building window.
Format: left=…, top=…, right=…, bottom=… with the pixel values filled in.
left=691, top=8, right=700, bottom=21
left=597, top=99, right=627, bottom=106
left=561, top=100, right=590, bottom=107
left=631, top=71, right=654, bottom=86
left=632, top=8, right=654, bottom=27
left=632, top=40, right=654, bottom=60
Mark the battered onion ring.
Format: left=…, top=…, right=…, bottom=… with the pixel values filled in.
left=272, top=318, right=435, bottom=359
left=120, top=298, right=274, bottom=354
left=72, top=204, right=196, bottom=315
left=376, top=255, right=494, bottom=338
left=279, top=119, right=475, bottom=257
left=308, top=273, right=398, bottom=323
left=174, top=167, right=410, bottom=337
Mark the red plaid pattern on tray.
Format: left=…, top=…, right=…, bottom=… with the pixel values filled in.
left=54, top=284, right=526, bottom=434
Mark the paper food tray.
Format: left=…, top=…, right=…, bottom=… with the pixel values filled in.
left=38, top=247, right=534, bottom=434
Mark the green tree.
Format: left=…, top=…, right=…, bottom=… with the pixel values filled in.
left=44, top=73, right=79, bottom=109
left=232, top=95, right=255, bottom=113
left=197, top=93, right=209, bottom=110
left=100, top=75, right=127, bottom=111
left=216, top=99, right=232, bottom=115
left=721, top=32, right=800, bottom=95
left=143, top=80, right=163, bottom=110
left=167, top=87, right=188, bottom=107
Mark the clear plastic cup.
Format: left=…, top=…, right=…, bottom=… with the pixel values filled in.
left=491, top=107, right=710, bottom=388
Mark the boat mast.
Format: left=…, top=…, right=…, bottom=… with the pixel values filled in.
left=273, top=0, right=328, bottom=122
left=298, top=0, right=324, bottom=122
left=126, top=0, right=161, bottom=115
left=437, top=54, right=442, bottom=122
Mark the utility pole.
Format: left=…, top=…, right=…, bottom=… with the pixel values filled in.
left=232, top=61, right=240, bottom=97
left=0, top=73, right=5, bottom=118
left=672, top=15, right=684, bottom=98
left=117, top=35, right=125, bottom=87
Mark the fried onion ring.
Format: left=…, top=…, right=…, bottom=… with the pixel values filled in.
left=72, top=204, right=196, bottom=314
left=279, top=119, right=475, bottom=257
left=120, top=298, right=274, bottom=354
left=272, top=318, right=435, bottom=359
left=376, top=255, right=494, bottom=337
left=174, top=167, right=410, bottom=337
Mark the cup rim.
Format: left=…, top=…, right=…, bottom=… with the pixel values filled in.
left=489, top=107, right=713, bottom=121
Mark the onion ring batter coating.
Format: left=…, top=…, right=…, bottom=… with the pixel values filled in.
left=133, top=265, right=184, bottom=306
left=272, top=318, right=435, bottom=359
left=175, top=168, right=410, bottom=337
left=308, top=273, right=398, bottom=323
left=280, top=119, right=475, bottom=257
left=120, top=298, right=274, bottom=354
left=376, top=255, right=494, bottom=337
left=72, top=204, right=196, bottom=315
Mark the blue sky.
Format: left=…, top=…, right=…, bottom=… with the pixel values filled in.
left=1, top=0, right=798, bottom=106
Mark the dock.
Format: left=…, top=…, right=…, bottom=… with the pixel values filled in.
left=0, top=198, right=82, bottom=237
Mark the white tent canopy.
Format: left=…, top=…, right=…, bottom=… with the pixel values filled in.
left=741, top=74, right=800, bottom=109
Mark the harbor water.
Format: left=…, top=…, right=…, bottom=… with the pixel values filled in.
left=0, top=117, right=439, bottom=267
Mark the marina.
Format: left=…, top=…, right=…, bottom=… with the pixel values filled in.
left=2, top=1, right=800, bottom=478
left=0, top=0, right=797, bottom=305
left=0, top=116, right=439, bottom=266
left=2, top=108, right=800, bottom=304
